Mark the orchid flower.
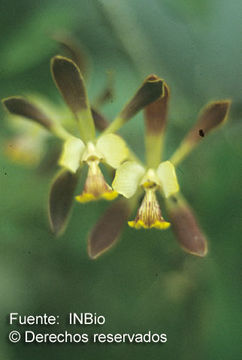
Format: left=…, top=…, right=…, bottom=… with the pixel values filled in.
left=2, top=57, right=164, bottom=236
left=2, top=34, right=112, bottom=168
left=88, top=82, right=231, bottom=258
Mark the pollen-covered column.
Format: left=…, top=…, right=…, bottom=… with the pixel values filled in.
left=128, top=187, right=170, bottom=230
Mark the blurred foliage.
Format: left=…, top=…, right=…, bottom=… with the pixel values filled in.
left=0, top=0, right=241, bottom=359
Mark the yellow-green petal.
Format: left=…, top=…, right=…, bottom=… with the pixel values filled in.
left=157, top=161, right=179, bottom=198
left=112, top=161, right=145, bottom=198
left=58, top=137, right=85, bottom=173
left=96, top=133, right=129, bottom=169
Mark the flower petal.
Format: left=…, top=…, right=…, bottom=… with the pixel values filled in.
left=170, top=100, right=231, bottom=165
left=104, top=75, right=164, bottom=134
left=145, top=81, right=169, bottom=134
left=145, top=82, right=170, bottom=167
left=48, top=169, right=79, bottom=236
left=96, top=133, right=129, bottom=169
left=166, top=193, right=208, bottom=257
left=2, top=97, right=53, bottom=130
left=58, top=137, right=85, bottom=173
left=191, top=100, right=231, bottom=138
left=157, top=161, right=179, bottom=198
left=51, top=55, right=95, bottom=141
left=88, top=199, right=131, bottom=259
left=112, top=161, right=145, bottom=198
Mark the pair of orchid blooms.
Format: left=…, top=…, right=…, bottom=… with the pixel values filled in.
left=3, top=55, right=230, bottom=259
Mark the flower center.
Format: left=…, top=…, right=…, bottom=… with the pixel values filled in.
left=140, top=168, right=159, bottom=190
left=75, top=160, right=118, bottom=203
left=128, top=188, right=170, bottom=229
left=82, top=141, right=103, bottom=162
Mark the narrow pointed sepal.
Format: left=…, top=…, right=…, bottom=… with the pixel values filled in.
left=120, top=75, right=164, bottom=122
left=145, top=81, right=169, bottom=134
left=48, top=169, right=79, bottom=236
left=2, top=97, right=53, bottom=130
left=145, top=82, right=170, bottom=167
left=51, top=55, right=95, bottom=141
left=104, top=75, right=164, bottom=134
left=189, top=100, right=231, bottom=141
left=88, top=199, right=130, bottom=259
left=170, top=100, right=231, bottom=165
left=166, top=193, right=208, bottom=257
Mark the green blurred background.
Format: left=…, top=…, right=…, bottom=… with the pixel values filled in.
left=0, top=0, right=241, bottom=359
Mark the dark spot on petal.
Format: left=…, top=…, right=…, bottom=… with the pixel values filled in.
left=171, top=196, right=178, bottom=203
left=199, top=129, right=205, bottom=137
